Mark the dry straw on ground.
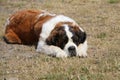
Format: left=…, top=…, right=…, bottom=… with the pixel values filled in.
left=0, top=0, right=120, bottom=80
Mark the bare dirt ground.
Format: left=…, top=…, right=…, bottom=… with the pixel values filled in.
left=0, top=0, right=120, bottom=80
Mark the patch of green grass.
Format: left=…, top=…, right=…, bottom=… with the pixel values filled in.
left=80, top=66, right=90, bottom=75
left=108, top=0, right=119, bottom=3
left=38, top=73, right=68, bottom=80
left=97, top=32, right=107, bottom=39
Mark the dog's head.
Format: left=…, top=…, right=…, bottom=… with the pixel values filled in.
left=46, top=22, right=86, bottom=57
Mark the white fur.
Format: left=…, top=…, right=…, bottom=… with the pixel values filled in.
left=36, top=15, right=76, bottom=57
left=40, top=15, right=76, bottom=41
left=37, top=11, right=56, bottom=18
left=77, top=40, right=88, bottom=57
left=36, top=44, right=67, bottom=58
left=62, top=24, right=88, bottom=57
left=5, top=18, right=10, bottom=27
left=63, top=24, right=77, bottom=56
left=36, top=14, right=87, bottom=58
left=64, top=24, right=73, bottom=41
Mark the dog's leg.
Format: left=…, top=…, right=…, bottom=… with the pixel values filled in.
left=77, top=40, right=88, bottom=57
left=36, top=42, right=67, bottom=58
left=4, top=29, right=21, bottom=44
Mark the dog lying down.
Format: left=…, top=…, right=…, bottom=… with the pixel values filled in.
left=4, top=10, right=88, bottom=58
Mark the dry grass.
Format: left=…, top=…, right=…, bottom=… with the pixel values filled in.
left=0, top=0, right=120, bottom=80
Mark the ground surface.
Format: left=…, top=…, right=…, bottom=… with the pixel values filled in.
left=0, top=0, right=120, bottom=80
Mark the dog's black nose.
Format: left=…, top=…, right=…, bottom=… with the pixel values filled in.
left=68, top=46, right=75, bottom=51
left=68, top=46, right=76, bottom=57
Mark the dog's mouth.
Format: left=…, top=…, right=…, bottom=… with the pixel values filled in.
left=68, top=46, right=76, bottom=57
left=69, top=50, right=76, bottom=57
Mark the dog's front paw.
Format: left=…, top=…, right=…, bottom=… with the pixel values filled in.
left=36, top=48, right=41, bottom=52
left=77, top=52, right=87, bottom=58
left=56, top=51, right=68, bottom=58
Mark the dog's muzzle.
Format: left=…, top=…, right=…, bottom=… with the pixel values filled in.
left=68, top=46, right=76, bottom=57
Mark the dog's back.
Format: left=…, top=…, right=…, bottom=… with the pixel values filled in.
left=4, top=10, right=54, bottom=44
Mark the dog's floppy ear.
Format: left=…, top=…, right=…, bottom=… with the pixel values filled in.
left=78, top=31, right=86, bottom=43
left=46, top=33, right=56, bottom=45
left=71, top=24, right=87, bottom=44
left=75, top=26, right=86, bottom=43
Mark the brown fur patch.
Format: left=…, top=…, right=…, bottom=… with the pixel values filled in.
left=46, top=22, right=69, bottom=49
left=4, top=10, right=54, bottom=44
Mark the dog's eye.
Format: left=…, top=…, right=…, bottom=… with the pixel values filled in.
left=73, top=36, right=78, bottom=42
left=72, top=36, right=79, bottom=46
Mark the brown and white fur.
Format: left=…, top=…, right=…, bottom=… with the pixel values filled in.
left=4, top=10, right=87, bottom=58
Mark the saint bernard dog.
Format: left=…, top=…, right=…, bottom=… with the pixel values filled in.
left=4, top=10, right=88, bottom=58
